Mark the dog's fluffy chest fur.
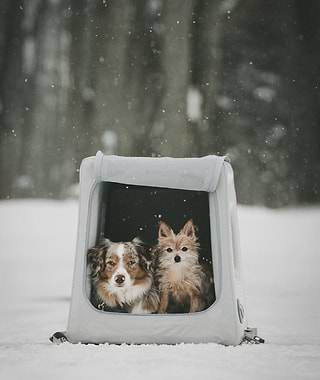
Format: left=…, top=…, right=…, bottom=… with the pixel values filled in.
left=159, top=263, right=203, bottom=295
left=100, top=276, right=152, bottom=307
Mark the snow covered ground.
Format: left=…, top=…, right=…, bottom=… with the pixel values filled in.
left=1, top=200, right=320, bottom=379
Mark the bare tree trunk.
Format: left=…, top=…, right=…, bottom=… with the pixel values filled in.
left=94, top=0, right=133, bottom=155
left=66, top=0, right=98, bottom=187
left=152, top=0, right=194, bottom=157
left=290, top=0, right=320, bottom=203
left=22, top=0, right=72, bottom=197
left=0, top=0, right=24, bottom=198
left=191, top=0, right=225, bottom=155
left=126, top=0, right=165, bottom=156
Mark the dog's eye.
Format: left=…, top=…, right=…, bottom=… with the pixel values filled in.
left=181, top=247, right=188, bottom=252
left=106, top=261, right=116, bottom=267
left=166, top=248, right=173, bottom=252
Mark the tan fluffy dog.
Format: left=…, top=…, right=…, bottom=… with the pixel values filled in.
left=155, top=220, right=208, bottom=313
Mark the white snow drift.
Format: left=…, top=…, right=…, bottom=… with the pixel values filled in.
left=0, top=200, right=320, bottom=379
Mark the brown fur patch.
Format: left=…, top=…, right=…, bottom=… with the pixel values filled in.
left=87, top=239, right=159, bottom=312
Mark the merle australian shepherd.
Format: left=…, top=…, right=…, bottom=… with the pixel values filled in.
left=87, top=238, right=159, bottom=313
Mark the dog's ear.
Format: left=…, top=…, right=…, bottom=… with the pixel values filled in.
left=132, top=238, right=153, bottom=271
left=158, top=221, right=174, bottom=239
left=139, top=252, right=151, bottom=271
left=132, top=238, right=148, bottom=257
left=132, top=237, right=144, bottom=247
left=181, top=219, right=196, bottom=239
left=87, top=239, right=110, bottom=275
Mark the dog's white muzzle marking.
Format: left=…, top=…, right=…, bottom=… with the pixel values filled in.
left=111, top=243, right=131, bottom=288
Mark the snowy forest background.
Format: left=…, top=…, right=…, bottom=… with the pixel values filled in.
left=1, top=0, right=320, bottom=207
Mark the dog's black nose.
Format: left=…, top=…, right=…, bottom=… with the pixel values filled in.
left=115, top=275, right=125, bottom=284
left=174, top=255, right=181, bottom=263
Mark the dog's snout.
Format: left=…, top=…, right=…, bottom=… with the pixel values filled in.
left=174, top=255, right=181, bottom=263
left=115, top=274, right=125, bottom=285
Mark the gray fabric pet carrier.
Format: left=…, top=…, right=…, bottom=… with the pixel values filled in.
left=60, top=152, right=257, bottom=346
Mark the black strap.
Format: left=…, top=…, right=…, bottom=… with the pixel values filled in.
left=49, top=331, right=68, bottom=344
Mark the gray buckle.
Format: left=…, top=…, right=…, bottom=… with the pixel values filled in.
left=243, top=327, right=265, bottom=344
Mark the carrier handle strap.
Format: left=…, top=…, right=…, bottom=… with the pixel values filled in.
left=94, top=150, right=104, bottom=181
left=93, top=151, right=228, bottom=192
